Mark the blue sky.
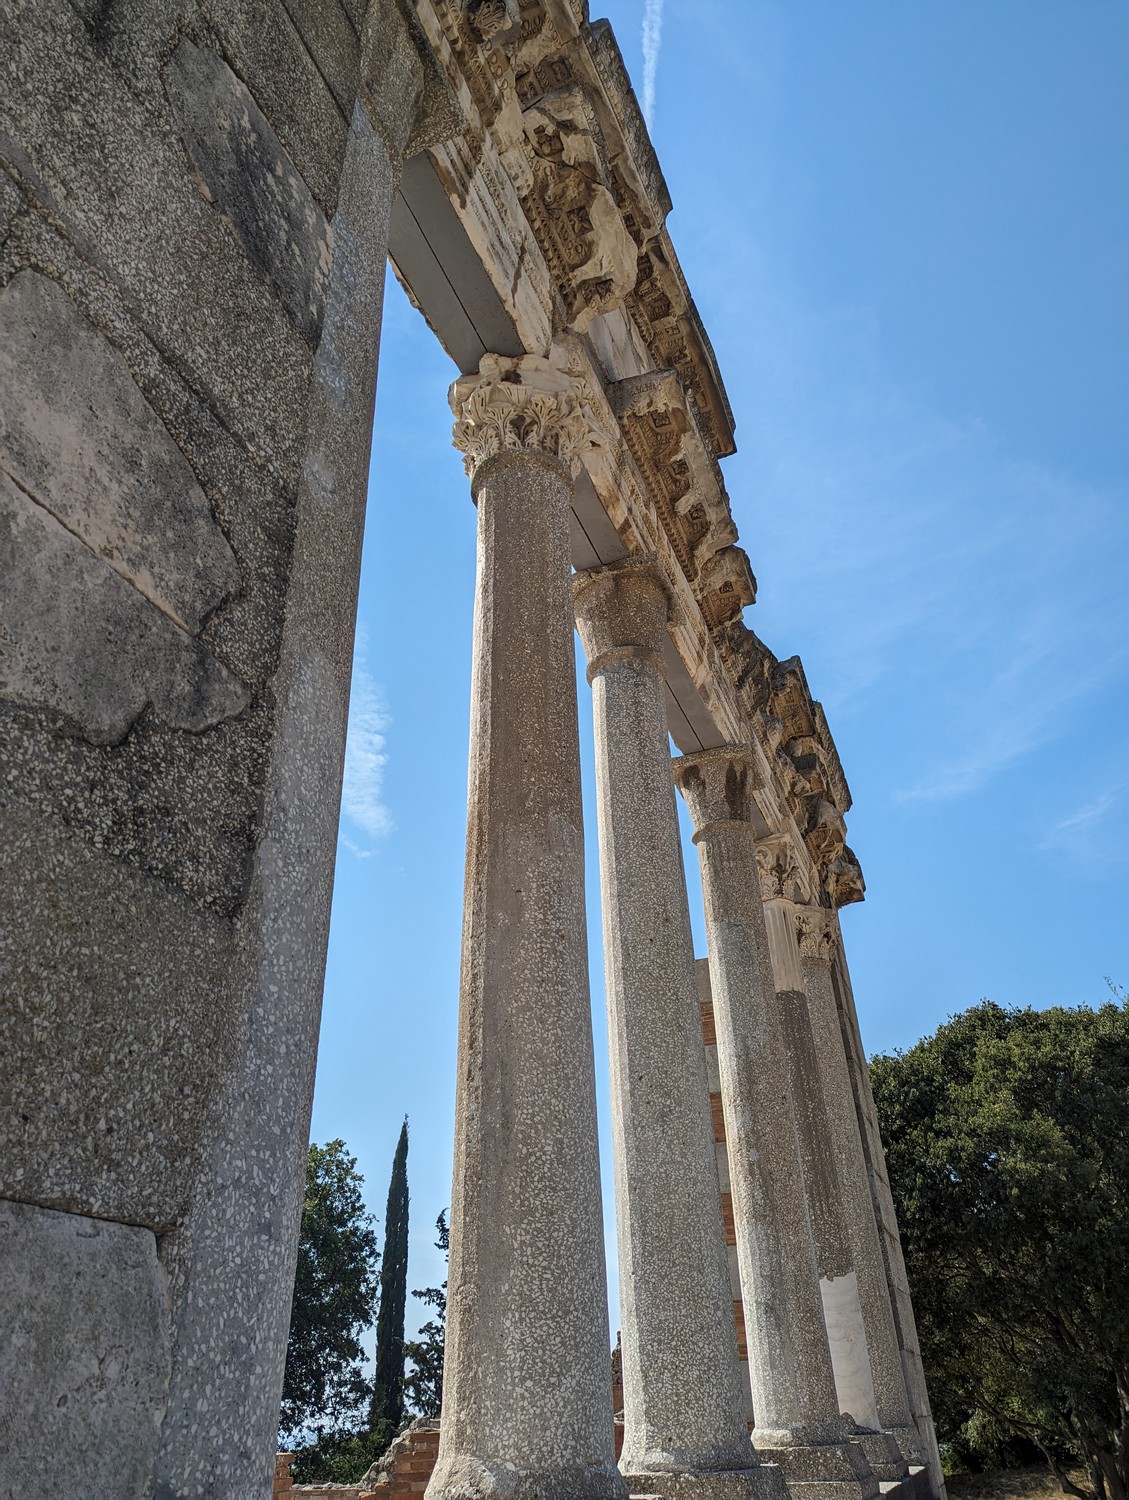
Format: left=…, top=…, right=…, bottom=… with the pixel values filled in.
left=310, top=0, right=1129, bottom=1340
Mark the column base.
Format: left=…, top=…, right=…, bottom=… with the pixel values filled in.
left=426, top=1452, right=628, bottom=1500
left=621, top=1466, right=789, bottom=1500
left=848, top=1430, right=908, bottom=1483
left=877, top=1467, right=930, bottom=1500
left=750, top=1433, right=879, bottom=1500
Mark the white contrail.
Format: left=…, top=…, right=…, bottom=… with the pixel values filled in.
left=642, top=0, right=664, bottom=132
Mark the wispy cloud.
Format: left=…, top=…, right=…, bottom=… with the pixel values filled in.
left=341, top=635, right=392, bottom=848
left=642, top=0, right=664, bottom=131
left=674, top=223, right=1127, bottom=808
left=1040, top=780, right=1129, bottom=867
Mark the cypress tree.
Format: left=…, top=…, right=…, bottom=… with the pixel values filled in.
left=369, top=1118, right=410, bottom=1445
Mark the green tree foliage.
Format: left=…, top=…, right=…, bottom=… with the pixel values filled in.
left=369, top=1118, right=411, bottom=1446
left=870, top=999, right=1129, bottom=1500
left=404, top=1211, right=449, bottom=1417
left=280, top=1141, right=380, bottom=1446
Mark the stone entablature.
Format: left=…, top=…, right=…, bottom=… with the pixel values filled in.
left=407, top=0, right=857, bottom=918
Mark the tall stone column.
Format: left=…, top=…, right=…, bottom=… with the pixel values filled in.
left=674, top=748, right=877, bottom=1500
left=794, top=908, right=922, bottom=1467
left=826, top=949, right=947, bottom=1497
left=756, top=870, right=908, bottom=1480
left=573, top=560, right=784, bottom=1500
left=427, top=355, right=624, bottom=1500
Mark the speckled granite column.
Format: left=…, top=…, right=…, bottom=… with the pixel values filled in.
left=574, top=560, right=785, bottom=1500
left=758, top=883, right=905, bottom=1480
left=428, top=355, right=624, bottom=1500
left=674, top=748, right=878, bottom=1500
left=795, top=908, right=921, bottom=1471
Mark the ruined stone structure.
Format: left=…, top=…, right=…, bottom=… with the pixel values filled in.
left=1, top=1, right=944, bottom=1496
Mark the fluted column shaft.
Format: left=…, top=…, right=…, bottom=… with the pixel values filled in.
left=428, top=356, right=624, bottom=1500
left=574, top=560, right=777, bottom=1500
left=675, top=749, right=877, bottom=1500
left=796, top=910, right=920, bottom=1457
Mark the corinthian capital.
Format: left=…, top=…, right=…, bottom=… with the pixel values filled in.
left=754, top=834, right=811, bottom=905
left=795, top=906, right=838, bottom=966
left=450, top=354, right=608, bottom=479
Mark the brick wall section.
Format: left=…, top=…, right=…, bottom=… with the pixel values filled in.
left=363, top=1421, right=442, bottom=1500
left=274, top=1449, right=368, bottom=1500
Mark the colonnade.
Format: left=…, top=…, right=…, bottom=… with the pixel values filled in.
left=428, top=355, right=926, bottom=1500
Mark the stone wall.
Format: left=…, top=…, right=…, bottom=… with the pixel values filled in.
left=0, top=1, right=454, bottom=1492
left=273, top=1421, right=442, bottom=1500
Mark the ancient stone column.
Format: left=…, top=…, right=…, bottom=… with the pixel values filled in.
left=756, top=868, right=908, bottom=1480
left=825, top=949, right=948, bottom=1496
left=427, top=355, right=624, bottom=1500
left=794, top=907, right=922, bottom=1469
left=674, top=747, right=878, bottom=1500
left=573, top=559, right=784, bottom=1500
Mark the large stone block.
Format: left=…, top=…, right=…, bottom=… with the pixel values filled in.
left=199, top=0, right=355, bottom=217
left=0, top=1199, right=171, bottom=1495
left=1, top=0, right=316, bottom=482
left=0, top=270, right=249, bottom=743
left=163, top=36, right=335, bottom=348
left=0, top=807, right=237, bottom=1228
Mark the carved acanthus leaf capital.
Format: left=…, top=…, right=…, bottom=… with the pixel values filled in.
left=754, top=836, right=811, bottom=905
left=450, top=353, right=609, bottom=478
left=795, top=906, right=838, bottom=966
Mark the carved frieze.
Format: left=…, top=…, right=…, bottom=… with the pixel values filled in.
left=467, top=0, right=518, bottom=44
left=519, top=84, right=639, bottom=330
left=609, top=368, right=742, bottom=607
left=696, top=546, right=757, bottom=632
left=712, top=621, right=776, bottom=720
left=626, top=245, right=736, bottom=460
left=827, top=847, right=866, bottom=909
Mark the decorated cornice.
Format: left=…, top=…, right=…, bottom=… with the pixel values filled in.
left=414, top=0, right=866, bottom=911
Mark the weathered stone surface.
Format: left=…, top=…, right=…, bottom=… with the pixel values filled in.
left=797, top=923, right=920, bottom=1464
left=0, top=805, right=237, bottom=1228
left=575, top=557, right=762, bottom=1485
left=152, top=103, right=402, bottom=1500
left=164, top=37, right=335, bottom=347
left=1, top=0, right=316, bottom=483
left=676, top=749, right=878, bottom=1499
left=431, top=368, right=623, bottom=1500
left=0, top=269, right=238, bottom=632
left=0, top=469, right=249, bottom=742
left=0, top=270, right=249, bottom=741
left=1, top=0, right=452, bottom=1490
left=0, top=1199, right=171, bottom=1493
